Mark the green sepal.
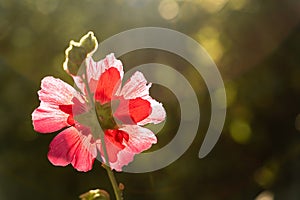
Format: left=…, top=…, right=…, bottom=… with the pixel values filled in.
left=79, top=189, right=110, bottom=200
left=63, top=31, right=98, bottom=75
left=80, top=32, right=98, bottom=54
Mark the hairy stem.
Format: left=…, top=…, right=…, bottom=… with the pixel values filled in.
left=102, top=164, right=123, bottom=200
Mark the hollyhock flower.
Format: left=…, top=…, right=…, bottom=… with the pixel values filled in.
left=32, top=53, right=166, bottom=172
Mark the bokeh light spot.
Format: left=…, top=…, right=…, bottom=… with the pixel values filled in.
left=202, top=38, right=223, bottom=61
left=229, top=0, right=248, bottom=10
left=158, top=0, right=179, bottom=20
left=229, top=119, right=251, bottom=144
left=196, top=26, right=224, bottom=61
left=254, top=165, right=277, bottom=187
left=197, top=26, right=220, bottom=39
left=199, top=0, right=229, bottom=13
left=225, top=81, right=237, bottom=107
left=255, top=191, right=274, bottom=200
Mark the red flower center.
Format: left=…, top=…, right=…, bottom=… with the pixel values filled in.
left=105, top=129, right=129, bottom=149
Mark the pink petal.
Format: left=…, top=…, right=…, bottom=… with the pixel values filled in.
left=38, top=76, right=83, bottom=105
left=47, top=126, right=97, bottom=172
left=97, top=135, right=123, bottom=165
left=120, top=125, right=157, bottom=153
left=71, top=75, right=86, bottom=95
left=73, top=54, right=124, bottom=95
left=109, top=149, right=135, bottom=172
left=90, top=53, right=124, bottom=82
left=97, top=129, right=128, bottom=165
left=114, top=97, right=152, bottom=124
left=109, top=125, right=157, bottom=171
left=32, top=103, right=70, bottom=133
left=137, top=98, right=166, bottom=125
left=116, top=71, right=151, bottom=99
left=95, top=67, right=121, bottom=104
left=71, top=57, right=101, bottom=94
left=113, top=71, right=166, bottom=125
left=32, top=76, right=85, bottom=133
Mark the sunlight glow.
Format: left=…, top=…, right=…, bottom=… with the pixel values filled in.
left=199, top=0, right=229, bottom=13
left=158, top=0, right=179, bottom=20
left=229, top=0, right=248, bottom=10
left=196, top=26, right=224, bottom=62
left=255, top=191, right=274, bottom=200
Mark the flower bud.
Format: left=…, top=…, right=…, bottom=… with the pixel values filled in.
left=63, top=31, right=98, bottom=75
left=79, top=189, right=110, bottom=200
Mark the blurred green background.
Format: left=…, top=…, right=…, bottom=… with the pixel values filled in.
left=1, top=0, right=300, bottom=199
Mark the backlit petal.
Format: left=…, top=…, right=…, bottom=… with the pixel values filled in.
left=32, top=76, right=85, bottom=133
left=116, top=71, right=151, bottom=99
left=97, top=134, right=123, bottom=165
left=109, top=149, right=135, bottom=172
left=72, top=54, right=124, bottom=94
left=95, top=53, right=124, bottom=81
left=137, top=98, right=166, bottom=125
left=120, top=125, right=157, bottom=153
left=95, top=67, right=121, bottom=104
left=114, top=97, right=152, bottom=124
left=108, top=125, right=157, bottom=171
left=47, top=126, right=97, bottom=172
left=38, top=76, right=83, bottom=105
left=97, top=128, right=130, bottom=165
left=32, top=103, right=70, bottom=133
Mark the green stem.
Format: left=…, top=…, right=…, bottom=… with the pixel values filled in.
left=103, top=164, right=123, bottom=200
left=81, top=65, right=123, bottom=200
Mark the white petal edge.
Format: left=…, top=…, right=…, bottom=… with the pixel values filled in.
left=137, top=98, right=166, bottom=126
left=116, top=71, right=151, bottom=99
